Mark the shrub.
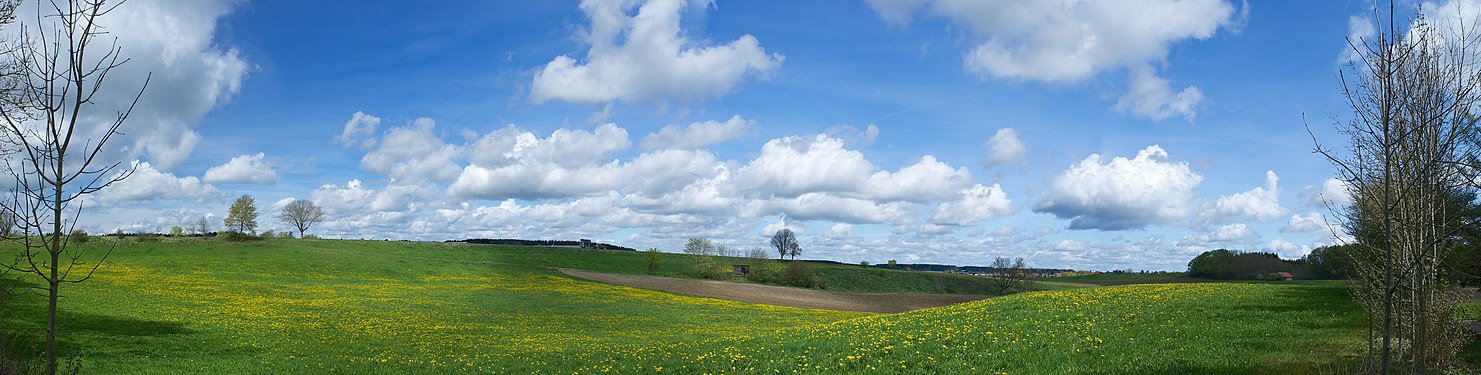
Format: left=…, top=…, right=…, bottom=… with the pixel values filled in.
left=68, top=229, right=88, bottom=244
left=702, top=265, right=731, bottom=280
left=302, top=234, right=319, bottom=240
left=747, top=262, right=782, bottom=284
left=780, top=261, right=821, bottom=288
left=136, top=233, right=160, bottom=242
left=644, top=248, right=662, bottom=275
left=691, top=255, right=729, bottom=280
left=218, top=231, right=254, bottom=242
left=276, top=231, right=294, bottom=239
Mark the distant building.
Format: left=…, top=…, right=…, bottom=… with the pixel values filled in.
left=1277, top=272, right=1294, bottom=281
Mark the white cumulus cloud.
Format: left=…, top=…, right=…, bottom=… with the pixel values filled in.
left=361, top=118, right=463, bottom=184
left=203, top=153, right=279, bottom=184
left=765, top=193, right=912, bottom=224
left=96, top=161, right=216, bottom=203
left=761, top=216, right=805, bottom=237
left=1281, top=212, right=1329, bottom=233
left=308, top=179, right=442, bottom=236
left=864, top=155, right=974, bottom=203
left=334, top=111, right=381, bottom=149
left=451, top=124, right=632, bottom=200
left=1212, top=170, right=1287, bottom=221
left=1340, top=15, right=1377, bottom=64
left=1115, top=64, right=1205, bottom=121
left=735, top=135, right=972, bottom=203
left=1264, top=238, right=1307, bottom=259
left=1182, top=223, right=1259, bottom=245
left=531, top=0, right=783, bottom=106
left=309, top=179, right=377, bottom=216
left=640, top=115, right=752, bottom=149
left=1035, top=145, right=1202, bottom=230
left=982, top=128, right=1026, bottom=166
left=864, top=0, right=1241, bottom=121
left=826, top=223, right=854, bottom=238
left=11, top=0, right=250, bottom=170
left=930, top=184, right=1016, bottom=226
left=1054, top=239, right=1089, bottom=251
left=735, top=135, right=875, bottom=197
left=620, top=165, right=736, bottom=215
left=1300, top=177, right=1353, bottom=209
left=109, top=0, right=249, bottom=169
left=622, top=149, right=723, bottom=196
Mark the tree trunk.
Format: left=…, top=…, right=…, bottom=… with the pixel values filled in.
left=46, top=263, right=57, bottom=375
left=48, top=178, right=62, bottom=375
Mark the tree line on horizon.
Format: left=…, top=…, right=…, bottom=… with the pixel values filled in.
left=60, top=194, right=328, bottom=242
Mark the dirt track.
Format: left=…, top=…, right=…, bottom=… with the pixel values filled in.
left=558, top=268, right=989, bottom=313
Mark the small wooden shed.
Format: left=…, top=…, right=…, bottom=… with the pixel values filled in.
left=1277, top=272, right=1294, bottom=281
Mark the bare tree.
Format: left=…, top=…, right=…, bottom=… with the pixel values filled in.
left=277, top=199, right=323, bottom=238
left=192, top=215, right=211, bottom=236
left=988, top=257, right=1028, bottom=294
left=0, top=1, right=148, bottom=373
left=1311, top=3, right=1481, bottom=371
left=223, top=194, right=257, bottom=235
left=745, top=247, right=769, bottom=259
left=770, top=228, right=798, bottom=260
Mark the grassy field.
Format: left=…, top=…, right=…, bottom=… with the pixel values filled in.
left=0, top=238, right=865, bottom=374
left=0, top=238, right=1369, bottom=373
left=462, top=244, right=1066, bottom=295
left=568, top=283, right=1364, bottom=374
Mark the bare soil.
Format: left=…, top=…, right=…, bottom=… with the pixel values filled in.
left=558, top=268, right=990, bottom=313
left=1025, top=280, right=1099, bottom=288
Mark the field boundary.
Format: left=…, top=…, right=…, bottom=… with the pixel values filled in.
left=558, top=268, right=989, bottom=313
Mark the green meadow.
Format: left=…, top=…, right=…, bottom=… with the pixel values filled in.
left=0, top=238, right=1368, bottom=373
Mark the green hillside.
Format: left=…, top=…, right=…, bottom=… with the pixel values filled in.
left=0, top=238, right=865, bottom=373
left=441, top=242, right=1070, bottom=295
left=0, top=238, right=1366, bottom=374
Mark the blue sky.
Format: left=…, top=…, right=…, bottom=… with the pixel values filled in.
left=59, top=0, right=1408, bottom=271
